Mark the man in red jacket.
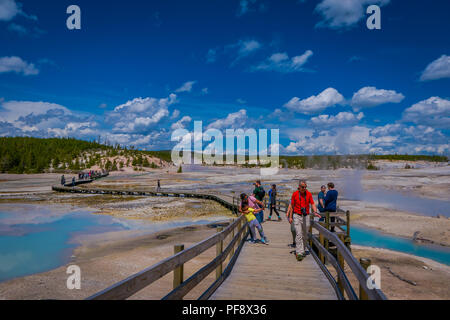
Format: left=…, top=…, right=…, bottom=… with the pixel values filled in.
left=288, top=180, right=321, bottom=261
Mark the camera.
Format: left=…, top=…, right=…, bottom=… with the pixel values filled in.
left=301, top=207, right=307, bottom=216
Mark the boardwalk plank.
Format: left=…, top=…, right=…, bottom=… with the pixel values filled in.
left=210, top=212, right=337, bottom=300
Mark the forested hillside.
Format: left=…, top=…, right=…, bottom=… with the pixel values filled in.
left=0, top=137, right=170, bottom=173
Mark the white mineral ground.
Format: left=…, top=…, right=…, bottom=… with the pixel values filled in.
left=0, top=160, right=449, bottom=299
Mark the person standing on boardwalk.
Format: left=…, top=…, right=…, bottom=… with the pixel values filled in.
left=240, top=199, right=268, bottom=244
left=157, top=179, right=161, bottom=191
left=324, top=182, right=338, bottom=232
left=240, top=193, right=265, bottom=241
left=287, top=180, right=321, bottom=261
left=252, top=180, right=266, bottom=223
left=61, top=175, right=66, bottom=186
left=71, top=177, right=76, bottom=187
left=268, top=184, right=281, bottom=221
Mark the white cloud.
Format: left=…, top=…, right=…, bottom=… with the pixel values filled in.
left=253, top=50, right=313, bottom=73
left=284, top=88, right=344, bottom=115
left=206, top=49, right=217, bottom=64
left=175, top=81, right=197, bottom=93
left=0, top=56, right=39, bottom=76
left=315, top=0, right=390, bottom=29
left=420, top=55, right=450, bottom=81
left=109, top=94, right=177, bottom=133
left=351, top=86, right=405, bottom=111
left=402, top=97, right=450, bottom=128
left=0, top=0, right=19, bottom=21
left=171, top=116, right=192, bottom=130
left=284, top=123, right=449, bottom=156
left=311, top=112, right=364, bottom=126
left=237, top=0, right=268, bottom=17
left=0, top=100, right=69, bottom=122
left=207, top=109, right=248, bottom=130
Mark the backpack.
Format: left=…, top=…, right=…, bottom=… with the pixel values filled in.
left=258, top=187, right=266, bottom=200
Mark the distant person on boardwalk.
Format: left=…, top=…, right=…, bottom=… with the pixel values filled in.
left=240, top=198, right=268, bottom=244
left=252, top=180, right=266, bottom=223
left=324, top=182, right=338, bottom=232
left=61, top=175, right=65, bottom=186
left=157, top=179, right=161, bottom=191
left=268, top=184, right=281, bottom=221
left=287, top=180, right=321, bottom=262
left=71, top=177, right=76, bottom=187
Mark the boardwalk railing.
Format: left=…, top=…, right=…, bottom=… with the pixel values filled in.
left=53, top=184, right=386, bottom=300
left=86, top=215, right=248, bottom=300
left=275, top=198, right=386, bottom=300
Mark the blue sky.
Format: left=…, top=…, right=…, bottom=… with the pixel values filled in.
left=0, top=0, right=449, bottom=155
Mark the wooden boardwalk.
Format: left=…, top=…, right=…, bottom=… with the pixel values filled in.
left=211, top=212, right=337, bottom=300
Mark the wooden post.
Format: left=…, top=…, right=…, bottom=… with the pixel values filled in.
left=231, top=219, right=236, bottom=258
left=359, top=258, right=371, bottom=300
left=173, top=244, right=184, bottom=290
left=319, top=234, right=325, bottom=264
left=325, top=211, right=330, bottom=253
left=216, top=227, right=223, bottom=280
left=346, top=210, right=350, bottom=238
left=337, top=234, right=346, bottom=296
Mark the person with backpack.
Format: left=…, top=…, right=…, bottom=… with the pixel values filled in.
left=287, top=180, right=321, bottom=262
left=252, top=180, right=266, bottom=223
left=268, top=184, right=281, bottom=221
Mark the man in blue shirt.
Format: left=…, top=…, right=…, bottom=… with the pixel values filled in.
left=318, top=185, right=326, bottom=213
left=324, top=182, right=338, bottom=232
left=324, top=182, right=338, bottom=212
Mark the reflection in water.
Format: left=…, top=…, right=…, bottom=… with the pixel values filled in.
left=0, top=204, right=228, bottom=283
left=351, top=226, right=450, bottom=265
left=339, top=170, right=449, bottom=217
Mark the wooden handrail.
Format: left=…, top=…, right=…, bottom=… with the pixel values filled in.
left=310, top=220, right=387, bottom=300
left=86, top=216, right=246, bottom=300
left=162, top=222, right=248, bottom=300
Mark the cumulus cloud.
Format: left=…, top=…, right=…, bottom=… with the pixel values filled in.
left=253, top=50, right=313, bottom=73
left=284, top=88, right=344, bottom=115
left=315, top=0, right=390, bottom=29
left=171, top=116, right=192, bottom=130
left=420, top=55, right=450, bottom=81
left=402, top=97, right=450, bottom=128
left=0, top=100, right=99, bottom=139
left=0, top=56, right=39, bottom=76
left=311, top=112, right=364, bottom=126
left=0, top=0, right=19, bottom=21
left=207, top=109, right=248, bottom=130
left=351, top=86, right=405, bottom=111
left=108, top=94, right=177, bottom=133
left=0, top=0, right=37, bottom=22
left=237, top=0, right=268, bottom=17
left=284, top=123, right=449, bottom=156
left=175, top=81, right=197, bottom=93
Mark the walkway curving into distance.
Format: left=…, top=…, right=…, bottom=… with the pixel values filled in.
left=53, top=184, right=338, bottom=300
left=211, top=212, right=337, bottom=300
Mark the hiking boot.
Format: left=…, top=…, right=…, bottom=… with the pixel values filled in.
left=263, top=237, right=269, bottom=244
left=277, top=217, right=282, bottom=221
left=260, top=238, right=268, bottom=245
left=267, top=216, right=272, bottom=221
left=296, top=254, right=304, bottom=261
